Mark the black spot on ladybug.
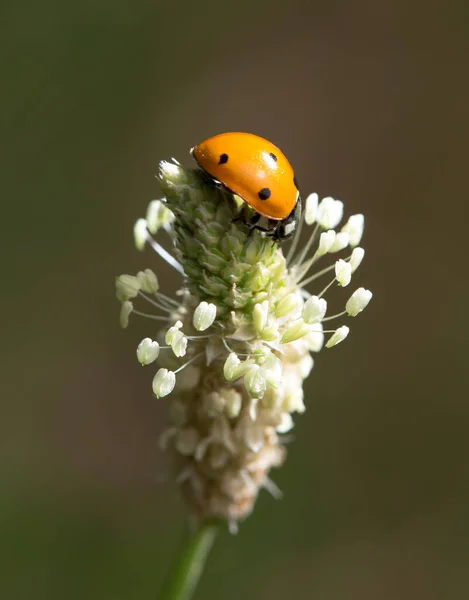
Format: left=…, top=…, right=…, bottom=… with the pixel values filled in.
left=218, top=153, right=229, bottom=165
left=258, top=188, right=271, bottom=201
left=269, top=152, right=277, bottom=162
left=293, top=174, right=299, bottom=189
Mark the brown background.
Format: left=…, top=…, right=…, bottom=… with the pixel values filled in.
left=1, top=0, right=469, bottom=598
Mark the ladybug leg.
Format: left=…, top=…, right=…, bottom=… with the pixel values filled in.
left=235, top=211, right=272, bottom=233
left=231, top=207, right=260, bottom=228
left=247, top=219, right=280, bottom=240
left=232, top=212, right=259, bottom=240
left=247, top=215, right=277, bottom=235
left=252, top=220, right=278, bottom=235
left=232, top=208, right=280, bottom=239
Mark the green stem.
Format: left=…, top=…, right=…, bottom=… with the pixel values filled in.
left=159, top=519, right=220, bottom=600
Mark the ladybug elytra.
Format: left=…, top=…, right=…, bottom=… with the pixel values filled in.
left=191, top=132, right=301, bottom=242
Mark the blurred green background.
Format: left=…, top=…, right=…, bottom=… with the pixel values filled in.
left=2, top=0, right=469, bottom=598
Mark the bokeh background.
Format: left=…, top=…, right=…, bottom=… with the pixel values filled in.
left=2, top=1, right=469, bottom=598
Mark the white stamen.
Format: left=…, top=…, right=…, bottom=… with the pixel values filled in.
left=304, top=192, right=319, bottom=225
left=146, top=199, right=174, bottom=234
left=119, top=301, right=133, bottom=328
left=297, top=263, right=335, bottom=287
left=223, top=353, right=253, bottom=381
left=173, top=352, right=204, bottom=375
left=193, top=301, right=217, bottom=331
left=341, top=214, right=364, bottom=247
left=302, top=296, right=327, bottom=324
left=316, top=230, right=336, bottom=257
left=172, top=331, right=188, bottom=357
left=292, top=223, right=319, bottom=269
left=263, top=353, right=283, bottom=389
left=335, top=259, right=352, bottom=287
left=137, top=338, right=160, bottom=365
left=132, top=309, right=169, bottom=321
left=293, top=230, right=336, bottom=283
left=147, top=236, right=184, bottom=274
left=133, top=218, right=149, bottom=251
left=139, top=292, right=173, bottom=314
left=275, top=293, right=300, bottom=318
left=116, top=274, right=141, bottom=301
left=326, top=325, right=350, bottom=348
left=280, top=319, right=311, bottom=344
left=346, top=288, right=373, bottom=316
left=329, top=231, right=350, bottom=253
left=263, top=476, right=284, bottom=499
left=350, top=247, right=365, bottom=272
left=165, top=321, right=183, bottom=344
left=316, top=196, right=344, bottom=229
left=165, top=322, right=187, bottom=357
left=152, top=368, right=176, bottom=397
left=137, top=269, right=159, bottom=294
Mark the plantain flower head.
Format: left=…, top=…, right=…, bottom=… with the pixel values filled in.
left=115, top=160, right=372, bottom=529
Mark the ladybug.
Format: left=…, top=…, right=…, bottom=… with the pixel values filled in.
left=191, top=132, right=301, bottom=242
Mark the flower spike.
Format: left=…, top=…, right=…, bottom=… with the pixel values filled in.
left=115, top=157, right=372, bottom=525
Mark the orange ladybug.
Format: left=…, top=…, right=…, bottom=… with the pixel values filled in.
left=191, top=132, right=301, bottom=242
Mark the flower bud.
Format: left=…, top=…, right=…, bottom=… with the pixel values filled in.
left=260, top=324, right=279, bottom=342
left=223, top=353, right=240, bottom=381
left=280, top=320, right=311, bottom=344
left=275, top=293, right=299, bottom=318
left=253, top=300, right=269, bottom=333
left=244, top=365, right=267, bottom=399
left=159, top=160, right=189, bottom=183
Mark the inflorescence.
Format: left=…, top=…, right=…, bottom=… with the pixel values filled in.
left=115, top=161, right=372, bottom=529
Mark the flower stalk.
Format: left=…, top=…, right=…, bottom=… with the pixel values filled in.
left=158, top=519, right=220, bottom=600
